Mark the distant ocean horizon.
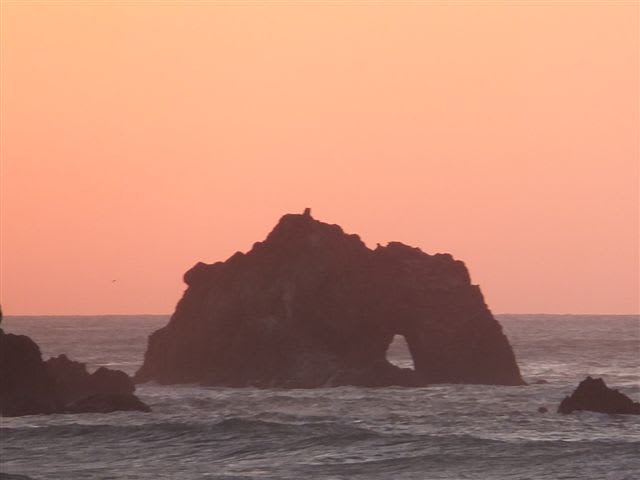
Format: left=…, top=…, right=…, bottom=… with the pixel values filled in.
left=2, top=314, right=639, bottom=480
left=5, top=312, right=639, bottom=317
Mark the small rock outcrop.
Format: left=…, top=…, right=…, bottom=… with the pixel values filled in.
left=0, top=309, right=150, bottom=417
left=45, top=355, right=134, bottom=405
left=558, top=376, right=640, bottom=415
left=136, top=210, right=524, bottom=388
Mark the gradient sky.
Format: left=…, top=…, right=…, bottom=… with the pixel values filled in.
left=1, top=1, right=638, bottom=315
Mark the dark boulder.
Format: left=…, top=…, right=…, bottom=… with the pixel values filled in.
left=558, top=376, right=640, bottom=415
left=0, top=309, right=150, bottom=417
left=45, top=354, right=94, bottom=405
left=136, top=210, right=524, bottom=388
left=45, top=356, right=135, bottom=405
left=91, top=366, right=135, bottom=395
left=0, top=330, right=59, bottom=416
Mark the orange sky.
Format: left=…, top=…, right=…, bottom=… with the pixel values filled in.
left=1, top=1, right=638, bottom=315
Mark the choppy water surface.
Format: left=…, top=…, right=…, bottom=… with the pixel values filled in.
left=1, top=315, right=639, bottom=479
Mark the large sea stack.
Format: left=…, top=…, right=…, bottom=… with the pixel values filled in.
left=136, top=210, right=524, bottom=388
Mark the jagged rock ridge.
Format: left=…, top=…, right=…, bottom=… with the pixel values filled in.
left=136, top=210, right=524, bottom=387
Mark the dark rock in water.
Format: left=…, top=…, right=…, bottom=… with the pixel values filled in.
left=45, top=354, right=94, bottom=405
left=558, top=376, right=640, bottom=415
left=537, top=406, right=548, bottom=413
left=46, top=357, right=146, bottom=415
left=46, top=355, right=135, bottom=405
left=91, top=366, right=135, bottom=395
left=66, top=393, right=151, bottom=414
left=0, top=307, right=149, bottom=417
left=136, top=210, right=524, bottom=388
left=0, top=320, right=60, bottom=416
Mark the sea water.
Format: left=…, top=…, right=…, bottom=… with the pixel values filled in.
left=1, top=314, right=639, bottom=480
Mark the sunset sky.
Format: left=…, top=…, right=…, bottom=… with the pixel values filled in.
left=1, top=1, right=638, bottom=315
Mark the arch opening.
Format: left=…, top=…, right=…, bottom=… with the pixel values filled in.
left=386, top=334, right=415, bottom=370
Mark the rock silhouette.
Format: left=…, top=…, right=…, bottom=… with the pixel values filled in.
left=558, top=376, right=640, bottom=415
left=0, top=309, right=150, bottom=417
left=135, top=210, right=524, bottom=387
left=45, top=355, right=135, bottom=404
left=0, top=330, right=59, bottom=416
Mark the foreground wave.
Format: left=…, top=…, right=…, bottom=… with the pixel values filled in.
left=3, top=412, right=639, bottom=480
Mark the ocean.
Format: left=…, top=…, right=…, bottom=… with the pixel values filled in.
left=1, top=314, right=638, bottom=480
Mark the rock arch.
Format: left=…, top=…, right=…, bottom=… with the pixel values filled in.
left=385, top=334, right=415, bottom=370
left=136, top=212, right=524, bottom=387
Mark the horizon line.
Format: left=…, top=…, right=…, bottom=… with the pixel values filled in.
left=3, top=312, right=639, bottom=317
